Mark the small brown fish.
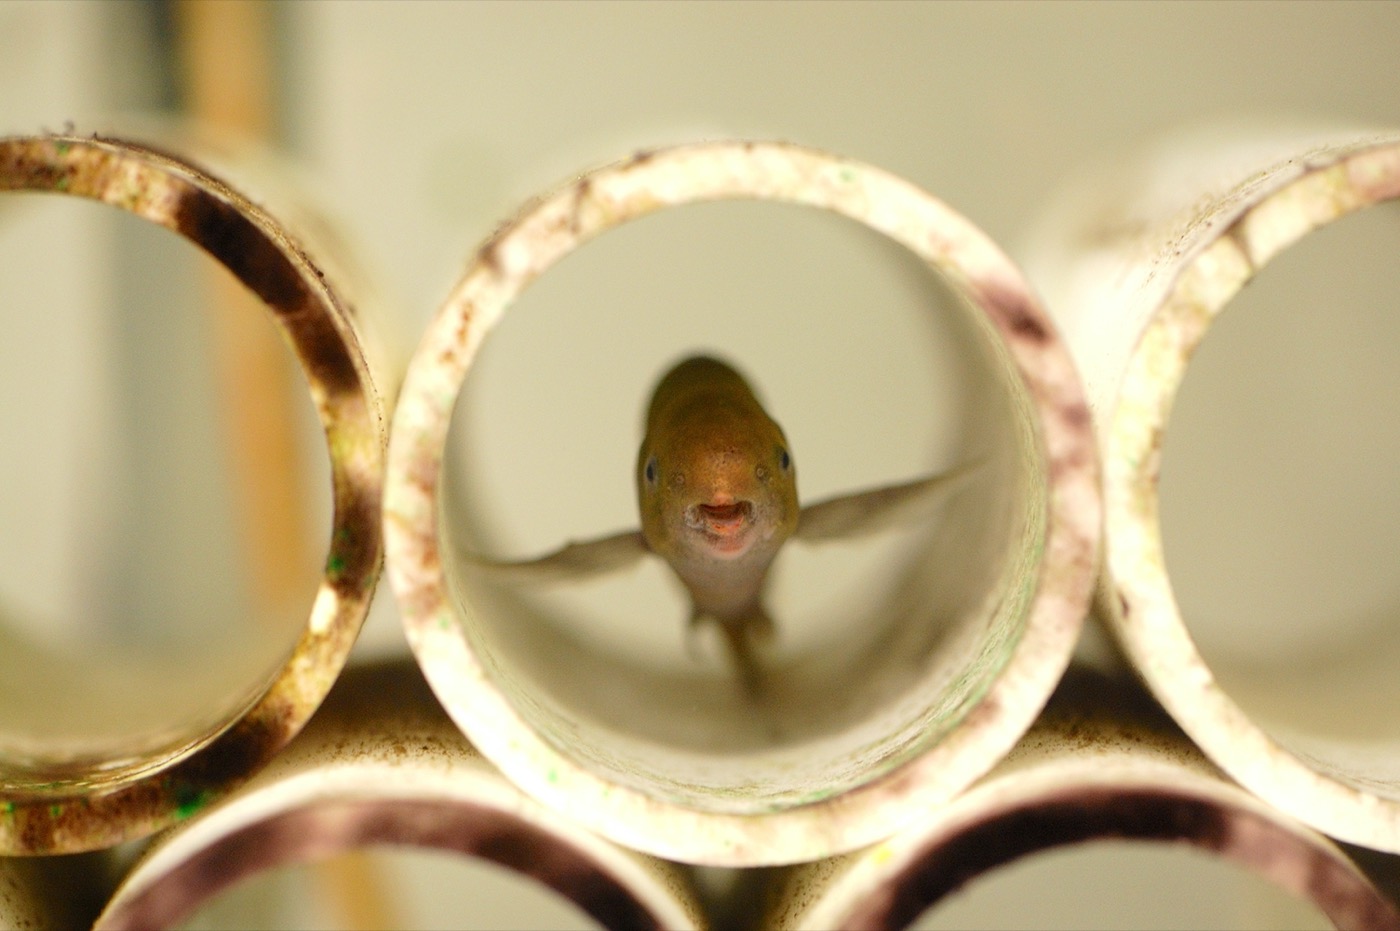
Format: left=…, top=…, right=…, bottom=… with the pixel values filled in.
left=478, top=355, right=978, bottom=695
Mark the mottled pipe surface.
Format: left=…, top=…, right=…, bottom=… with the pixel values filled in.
left=1023, top=129, right=1400, bottom=854
left=384, top=140, right=1100, bottom=866
left=93, top=660, right=705, bottom=931
left=0, top=134, right=388, bottom=854
left=0, top=851, right=111, bottom=931
left=760, top=666, right=1400, bottom=930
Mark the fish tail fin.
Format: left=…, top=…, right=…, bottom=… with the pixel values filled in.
left=684, top=611, right=707, bottom=661
left=718, top=611, right=772, bottom=700
left=688, top=607, right=773, bottom=700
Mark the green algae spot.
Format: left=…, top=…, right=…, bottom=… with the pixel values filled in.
left=175, top=785, right=208, bottom=820
left=49, top=804, right=62, bottom=819
left=327, top=528, right=354, bottom=577
left=547, top=768, right=559, bottom=785
left=839, top=166, right=857, bottom=183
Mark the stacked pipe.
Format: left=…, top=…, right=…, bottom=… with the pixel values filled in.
left=0, top=134, right=387, bottom=857
left=1, top=131, right=1398, bottom=928
left=93, top=660, right=704, bottom=930
left=382, top=140, right=1102, bottom=868
left=1023, top=128, right=1400, bottom=858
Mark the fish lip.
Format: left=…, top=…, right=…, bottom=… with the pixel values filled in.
left=685, top=500, right=757, bottom=554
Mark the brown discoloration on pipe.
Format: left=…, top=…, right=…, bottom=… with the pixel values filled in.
left=0, top=852, right=110, bottom=930
left=171, top=188, right=310, bottom=313
left=384, top=140, right=1100, bottom=865
left=100, top=800, right=668, bottom=931
left=983, top=285, right=1052, bottom=346
left=0, top=134, right=387, bottom=854
left=1028, top=130, right=1400, bottom=855
left=764, top=667, right=1400, bottom=930
left=95, top=662, right=703, bottom=931
left=849, top=791, right=1398, bottom=931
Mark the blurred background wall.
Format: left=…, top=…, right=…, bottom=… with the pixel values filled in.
left=3, top=2, right=1399, bottom=927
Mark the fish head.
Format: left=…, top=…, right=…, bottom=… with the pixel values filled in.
left=637, top=397, right=798, bottom=563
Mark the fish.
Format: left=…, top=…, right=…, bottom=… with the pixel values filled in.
left=474, top=355, right=979, bottom=696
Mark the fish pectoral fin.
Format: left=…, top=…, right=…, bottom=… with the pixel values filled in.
left=795, top=458, right=985, bottom=543
left=466, top=530, right=649, bottom=585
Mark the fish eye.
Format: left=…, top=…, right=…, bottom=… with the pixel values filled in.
left=778, top=447, right=791, bottom=471
left=644, top=455, right=658, bottom=486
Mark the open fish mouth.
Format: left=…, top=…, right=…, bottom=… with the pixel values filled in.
left=685, top=500, right=756, bottom=551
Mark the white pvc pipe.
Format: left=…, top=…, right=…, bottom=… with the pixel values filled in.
left=761, top=666, right=1400, bottom=930
left=94, top=661, right=704, bottom=931
left=1022, top=128, right=1400, bottom=854
left=384, top=140, right=1101, bottom=865
left=0, top=134, right=388, bottom=854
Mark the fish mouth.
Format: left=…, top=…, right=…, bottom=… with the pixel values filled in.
left=685, top=500, right=756, bottom=554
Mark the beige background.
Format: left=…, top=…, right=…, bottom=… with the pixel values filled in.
left=3, top=1, right=1399, bottom=927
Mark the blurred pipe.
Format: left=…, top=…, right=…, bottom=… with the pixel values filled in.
left=1021, top=129, right=1400, bottom=854
left=174, top=0, right=307, bottom=613
left=759, top=666, right=1400, bottom=930
left=93, top=660, right=706, bottom=931
left=384, top=141, right=1101, bottom=865
left=174, top=0, right=276, bottom=140
left=0, top=850, right=111, bottom=930
left=1344, top=845, right=1400, bottom=920
left=0, top=134, right=387, bottom=854
left=173, top=3, right=399, bottom=926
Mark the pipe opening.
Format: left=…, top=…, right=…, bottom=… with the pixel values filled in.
left=780, top=665, right=1398, bottom=929
left=1159, top=198, right=1400, bottom=800
left=168, top=847, right=604, bottom=931
left=95, top=663, right=694, bottom=929
left=0, top=192, right=329, bottom=785
left=442, top=200, right=1031, bottom=813
left=388, top=141, right=1097, bottom=861
left=99, top=798, right=681, bottom=931
left=841, top=788, right=1391, bottom=931
left=0, top=134, right=384, bottom=854
left=911, top=839, right=1332, bottom=931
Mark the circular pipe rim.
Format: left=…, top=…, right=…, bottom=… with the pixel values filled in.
left=95, top=791, right=691, bottom=931
left=383, top=140, right=1101, bottom=866
left=94, top=660, right=701, bottom=931
left=818, top=771, right=1398, bottom=930
left=1104, top=139, right=1400, bottom=853
left=0, top=134, right=386, bottom=854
